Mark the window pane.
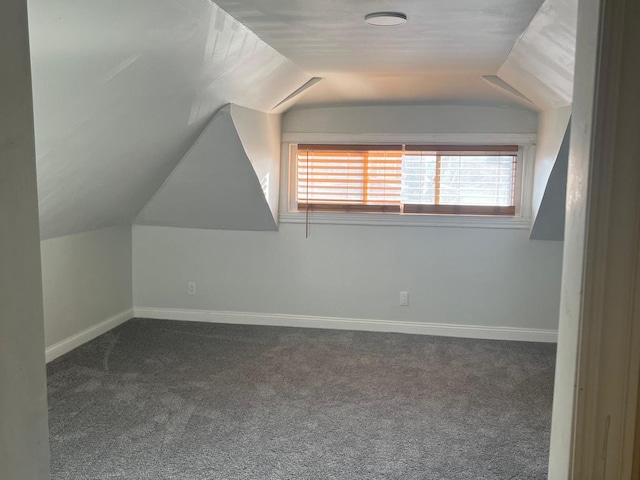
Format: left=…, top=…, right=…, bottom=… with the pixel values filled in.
left=296, top=146, right=517, bottom=214
left=439, top=155, right=514, bottom=206
left=401, top=154, right=436, bottom=204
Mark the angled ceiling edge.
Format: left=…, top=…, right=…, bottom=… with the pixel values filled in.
left=30, top=0, right=310, bottom=239
left=496, top=0, right=577, bottom=110
left=135, top=105, right=277, bottom=231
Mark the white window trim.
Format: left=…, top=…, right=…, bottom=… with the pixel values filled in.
left=279, top=133, right=536, bottom=230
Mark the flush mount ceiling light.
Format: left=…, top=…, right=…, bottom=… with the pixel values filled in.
left=365, top=12, right=407, bottom=26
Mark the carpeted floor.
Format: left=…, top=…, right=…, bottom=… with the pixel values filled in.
left=47, top=319, right=556, bottom=479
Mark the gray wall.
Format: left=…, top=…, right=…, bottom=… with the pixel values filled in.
left=41, top=225, right=133, bottom=351
left=0, top=0, right=51, bottom=477
left=134, top=224, right=564, bottom=332
left=136, top=106, right=278, bottom=231
left=134, top=104, right=564, bottom=334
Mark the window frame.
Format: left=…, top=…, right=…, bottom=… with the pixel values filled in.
left=280, top=135, right=535, bottom=230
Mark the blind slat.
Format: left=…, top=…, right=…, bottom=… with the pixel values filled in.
left=298, top=148, right=402, bottom=206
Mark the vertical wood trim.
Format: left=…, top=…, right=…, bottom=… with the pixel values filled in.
left=632, top=368, right=640, bottom=479
left=567, top=0, right=640, bottom=477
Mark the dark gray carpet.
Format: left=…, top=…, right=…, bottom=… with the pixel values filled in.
left=47, top=319, right=555, bottom=479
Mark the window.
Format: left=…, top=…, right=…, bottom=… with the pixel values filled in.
left=295, top=144, right=519, bottom=216
left=297, top=145, right=403, bottom=213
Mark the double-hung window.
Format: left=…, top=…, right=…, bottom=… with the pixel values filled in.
left=294, top=144, right=519, bottom=216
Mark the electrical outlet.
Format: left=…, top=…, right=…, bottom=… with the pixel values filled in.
left=399, top=291, right=409, bottom=306
left=188, top=281, right=196, bottom=295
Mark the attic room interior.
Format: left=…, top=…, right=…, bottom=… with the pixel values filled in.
left=2, top=0, right=640, bottom=479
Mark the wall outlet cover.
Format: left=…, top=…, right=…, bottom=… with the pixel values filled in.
left=400, top=291, right=409, bottom=306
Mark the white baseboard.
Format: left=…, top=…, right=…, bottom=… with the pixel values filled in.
left=45, top=309, right=134, bottom=363
left=133, top=307, right=557, bottom=343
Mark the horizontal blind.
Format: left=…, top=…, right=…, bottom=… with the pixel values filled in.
left=295, top=145, right=518, bottom=216
left=438, top=154, right=515, bottom=206
left=297, top=147, right=402, bottom=208
left=401, top=148, right=517, bottom=209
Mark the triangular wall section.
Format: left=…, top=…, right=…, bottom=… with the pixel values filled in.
left=136, top=105, right=279, bottom=231
left=530, top=123, right=571, bottom=240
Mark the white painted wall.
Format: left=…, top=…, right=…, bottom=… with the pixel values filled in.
left=548, top=0, right=600, bottom=475
left=283, top=105, right=538, bottom=135
left=134, top=223, right=564, bottom=331
left=136, top=106, right=277, bottom=231
left=530, top=126, right=570, bottom=241
left=531, top=106, right=572, bottom=225
left=230, top=105, right=282, bottom=222
left=0, top=0, right=50, bottom=477
left=133, top=104, right=563, bottom=335
left=41, top=225, right=133, bottom=353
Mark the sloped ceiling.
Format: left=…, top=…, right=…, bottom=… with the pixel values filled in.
left=136, top=105, right=278, bottom=231
left=215, top=0, right=544, bottom=107
left=28, top=0, right=577, bottom=239
left=497, top=0, right=577, bottom=110
left=28, top=0, right=309, bottom=239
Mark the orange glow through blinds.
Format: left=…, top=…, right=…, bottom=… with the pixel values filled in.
left=297, top=146, right=403, bottom=209
left=297, top=145, right=518, bottom=215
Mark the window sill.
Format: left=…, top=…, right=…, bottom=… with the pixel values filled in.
left=279, top=211, right=531, bottom=230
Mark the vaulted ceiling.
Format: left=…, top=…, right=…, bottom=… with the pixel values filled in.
left=27, top=0, right=577, bottom=239
left=216, top=0, right=544, bottom=106
left=499, top=0, right=577, bottom=109
left=28, top=0, right=309, bottom=238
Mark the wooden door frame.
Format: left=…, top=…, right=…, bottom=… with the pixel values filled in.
left=551, top=0, right=640, bottom=477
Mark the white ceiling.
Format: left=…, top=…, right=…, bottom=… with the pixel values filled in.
left=288, top=72, right=524, bottom=107
left=28, top=0, right=309, bottom=238
left=27, top=0, right=577, bottom=239
left=215, top=0, right=545, bottom=106
left=498, top=0, right=577, bottom=110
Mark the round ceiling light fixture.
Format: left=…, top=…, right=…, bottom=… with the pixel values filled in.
left=364, top=12, right=407, bottom=26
